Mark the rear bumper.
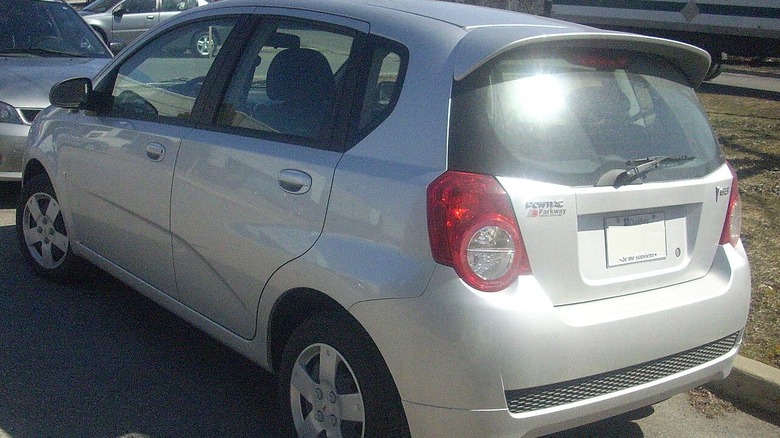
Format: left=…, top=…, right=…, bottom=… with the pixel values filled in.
left=349, top=242, right=750, bottom=436
left=402, top=344, right=738, bottom=438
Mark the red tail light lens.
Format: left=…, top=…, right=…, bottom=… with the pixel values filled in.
left=427, top=171, right=530, bottom=292
left=719, top=163, right=742, bottom=247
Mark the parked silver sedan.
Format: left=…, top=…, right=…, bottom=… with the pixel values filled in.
left=18, top=0, right=751, bottom=436
left=0, top=0, right=111, bottom=181
left=80, top=0, right=207, bottom=53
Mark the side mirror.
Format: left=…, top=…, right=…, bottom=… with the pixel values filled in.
left=109, top=41, right=127, bottom=54
left=113, top=4, right=125, bottom=17
left=50, top=78, right=93, bottom=109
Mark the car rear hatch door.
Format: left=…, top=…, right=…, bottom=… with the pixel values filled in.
left=502, top=166, right=733, bottom=305
left=448, top=33, right=732, bottom=303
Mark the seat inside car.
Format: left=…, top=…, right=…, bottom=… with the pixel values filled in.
left=255, top=47, right=336, bottom=139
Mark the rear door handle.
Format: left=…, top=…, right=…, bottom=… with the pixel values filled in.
left=278, top=169, right=311, bottom=195
left=145, top=142, right=165, bottom=162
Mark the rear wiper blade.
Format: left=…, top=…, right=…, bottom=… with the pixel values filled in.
left=596, top=155, right=695, bottom=187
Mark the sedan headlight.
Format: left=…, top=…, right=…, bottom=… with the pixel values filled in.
left=0, top=101, right=24, bottom=124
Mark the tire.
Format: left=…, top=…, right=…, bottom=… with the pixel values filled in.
left=704, top=62, right=722, bottom=81
left=278, top=314, right=410, bottom=438
left=16, top=175, right=83, bottom=283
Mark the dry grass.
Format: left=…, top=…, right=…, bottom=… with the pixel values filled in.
left=698, top=91, right=780, bottom=368
left=688, top=387, right=736, bottom=418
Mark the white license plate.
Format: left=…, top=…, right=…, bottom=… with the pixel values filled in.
left=605, top=213, right=667, bottom=267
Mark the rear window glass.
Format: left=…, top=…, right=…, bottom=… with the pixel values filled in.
left=449, top=48, right=723, bottom=187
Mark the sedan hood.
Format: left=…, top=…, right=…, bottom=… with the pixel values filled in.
left=0, top=57, right=110, bottom=110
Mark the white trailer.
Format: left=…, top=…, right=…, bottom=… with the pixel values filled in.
left=544, top=0, right=780, bottom=78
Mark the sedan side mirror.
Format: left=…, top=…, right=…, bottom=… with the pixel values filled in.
left=50, top=78, right=93, bottom=109
left=113, top=4, right=125, bottom=17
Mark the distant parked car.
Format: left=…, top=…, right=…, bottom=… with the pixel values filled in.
left=77, top=0, right=123, bottom=15
left=80, top=0, right=209, bottom=54
left=0, top=0, right=111, bottom=182
left=20, top=0, right=751, bottom=436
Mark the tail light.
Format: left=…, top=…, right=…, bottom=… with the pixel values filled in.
left=719, top=163, right=742, bottom=247
left=427, top=171, right=530, bottom=292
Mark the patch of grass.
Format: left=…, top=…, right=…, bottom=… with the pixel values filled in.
left=699, top=92, right=780, bottom=368
left=688, top=387, right=736, bottom=418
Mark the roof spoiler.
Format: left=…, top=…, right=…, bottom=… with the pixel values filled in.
left=454, top=27, right=712, bottom=87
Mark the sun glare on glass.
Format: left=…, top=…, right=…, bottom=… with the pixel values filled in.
left=506, top=74, right=565, bottom=122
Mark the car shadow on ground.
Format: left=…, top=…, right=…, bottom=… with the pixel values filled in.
left=0, top=220, right=283, bottom=437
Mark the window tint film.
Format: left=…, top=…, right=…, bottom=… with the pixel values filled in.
left=449, top=48, right=723, bottom=187
left=111, top=18, right=237, bottom=122
left=357, top=38, right=407, bottom=134
left=215, top=19, right=356, bottom=143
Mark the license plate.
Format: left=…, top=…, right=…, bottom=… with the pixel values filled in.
left=605, top=213, right=667, bottom=267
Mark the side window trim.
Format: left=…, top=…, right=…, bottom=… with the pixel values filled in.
left=190, top=13, right=259, bottom=123
left=90, top=12, right=252, bottom=127
left=199, top=13, right=369, bottom=153
left=346, top=34, right=409, bottom=149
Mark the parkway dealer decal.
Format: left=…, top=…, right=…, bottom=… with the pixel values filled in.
left=525, top=200, right=566, bottom=218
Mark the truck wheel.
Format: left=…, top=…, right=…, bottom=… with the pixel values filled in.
left=704, top=62, right=722, bottom=81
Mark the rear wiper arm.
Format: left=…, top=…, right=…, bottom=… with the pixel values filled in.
left=596, top=155, right=695, bottom=187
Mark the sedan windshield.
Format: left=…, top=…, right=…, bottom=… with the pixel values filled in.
left=0, top=0, right=111, bottom=58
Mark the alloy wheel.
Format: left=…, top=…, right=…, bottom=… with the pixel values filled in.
left=21, top=191, right=69, bottom=270
left=290, top=343, right=366, bottom=438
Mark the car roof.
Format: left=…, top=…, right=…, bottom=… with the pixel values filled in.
left=197, top=0, right=713, bottom=85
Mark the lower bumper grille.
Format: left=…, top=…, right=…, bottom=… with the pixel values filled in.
left=505, top=333, right=739, bottom=414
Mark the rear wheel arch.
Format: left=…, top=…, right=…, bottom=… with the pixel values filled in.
left=272, top=301, right=411, bottom=437
left=267, top=288, right=348, bottom=372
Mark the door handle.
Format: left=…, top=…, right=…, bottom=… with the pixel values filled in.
left=147, top=15, right=155, bottom=20
left=278, top=169, right=311, bottom=195
left=145, top=142, right=165, bottom=162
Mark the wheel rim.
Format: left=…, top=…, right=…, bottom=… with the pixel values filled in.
left=290, top=343, right=365, bottom=438
left=22, top=192, right=69, bottom=270
left=195, top=35, right=213, bottom=56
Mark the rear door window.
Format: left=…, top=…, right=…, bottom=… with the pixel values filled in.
left=214, top=18, right=357, bottom=145
left=449, top=48, right=723, bottom=186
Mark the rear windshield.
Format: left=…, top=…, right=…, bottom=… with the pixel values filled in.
left=449, top=48, right=723, bottom=187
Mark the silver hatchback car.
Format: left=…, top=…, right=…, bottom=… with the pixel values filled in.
left=19, top=0, right=750, bottom=436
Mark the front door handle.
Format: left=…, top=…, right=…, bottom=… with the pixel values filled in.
left=278, top=169, right=311, bottom=195
left=146, top=142, right=165, bottom=162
